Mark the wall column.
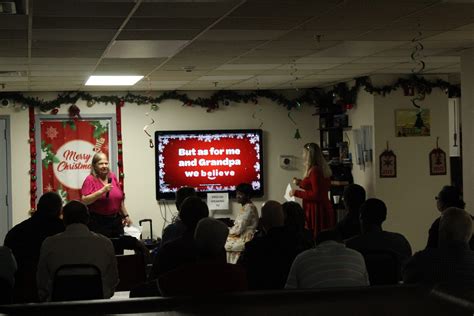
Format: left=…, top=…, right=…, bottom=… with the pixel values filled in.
left=461, top=49, right=474, bottom=210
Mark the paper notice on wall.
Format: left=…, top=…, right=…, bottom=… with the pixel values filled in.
left=207, top=192, right=229, bottom=210
left=284, top=183, right=295, bottom=202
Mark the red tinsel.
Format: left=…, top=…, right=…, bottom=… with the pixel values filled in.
left=28, top=105, right=37, bottom=212
left=116, top=101, right=124, bottom=190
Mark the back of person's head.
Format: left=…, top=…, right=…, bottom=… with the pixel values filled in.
left=261, top=200, right=284, bottom=232
left=194, top=218, right=229, bottom=258
left=236, top=183, right=253, bottom=198
left=360, top=198, right=387, bottom=228
left=282, top=201, right=305, bottom=231
left=437, top=186, right=465, bottom=211
left=179, top=197, right=209, bottom=232
left=36, top=192, right=63, bottom=218
left=63, top=200, right=89, bottom=226
left=439, top=207, right=473, bottom=244
left=315, top=230, right=342, bottom=245
left=175, top=187, right=197, bottom=211
left=343, top=184, right=366, bottom=214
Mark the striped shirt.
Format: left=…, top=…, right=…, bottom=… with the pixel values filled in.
left=285, top=241, right=370, bottom=289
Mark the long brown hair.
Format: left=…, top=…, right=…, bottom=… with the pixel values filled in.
left=303, top=143, right=332, bottom=178
left=90, top=152, right=108, bottom=177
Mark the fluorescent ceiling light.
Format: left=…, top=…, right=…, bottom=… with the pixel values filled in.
left=85, top=76, right=143, bottom=86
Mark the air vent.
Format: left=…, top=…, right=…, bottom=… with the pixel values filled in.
left=0, top=71, right=27, bottom=82
left=0, top=2, right=16, bottom=14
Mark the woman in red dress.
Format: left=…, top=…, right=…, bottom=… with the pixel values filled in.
left=291, top=143, right=335, bottom=238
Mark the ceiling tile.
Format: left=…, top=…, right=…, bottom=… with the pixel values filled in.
left=33, top=29, right=115, bottom=41
left=117, top=30, right=200, bottom=41
left=216, top=64, right=281, bottom=70
left=199, top=30, right=286, bottom=41
left=105, top=40, right=189, bottom=58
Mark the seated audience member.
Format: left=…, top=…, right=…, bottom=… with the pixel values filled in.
left=36, top=200, right=119, bottom=302
left=149, top=197, right=209, bottom=279
left=282, top=201, right=314, bottom=253
left=335, top=184, right=366, bottom=240
left=0, top=246, right=17, bottom=303
left=225, top=183, right=259, bottom=263
left=346, top=198, right=412, bottom=264
left=158, top=218, right=247, bottom=296
left=238, top=201, right=299, bottom=290
left=161, top=187, right=197, bottom=245
left=285, top=230, right=369, bottom=289
left=4, top=192, right=64, bottom=303
left=403, top=207, right=474, bottom=287
left=426, top=186, right=471, bottom=249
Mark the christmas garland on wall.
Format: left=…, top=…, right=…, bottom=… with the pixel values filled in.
left=0, top=75, right=460, bottom=112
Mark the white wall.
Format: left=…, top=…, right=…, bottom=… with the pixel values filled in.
left=0, top=92, right=319, bottom=239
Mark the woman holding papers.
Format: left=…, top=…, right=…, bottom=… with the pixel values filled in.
left=291, top=143, right=334, bottom=238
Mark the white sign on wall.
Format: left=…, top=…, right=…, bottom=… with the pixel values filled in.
left=207, top=192, right=229, bottom=211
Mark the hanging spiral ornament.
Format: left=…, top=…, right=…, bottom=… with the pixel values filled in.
left=410, top=23, right=426, bottom=109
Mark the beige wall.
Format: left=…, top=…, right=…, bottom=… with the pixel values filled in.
left=348, top=76, right=452, bottom=251
left=373, top=88, right=450, bottom=251
left=0, top=92, right=319, bottom=239
left=461, top=49, right=474, bottom=210
left=347, top=89, right=376, bottom=198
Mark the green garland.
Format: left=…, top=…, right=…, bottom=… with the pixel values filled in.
left=0, top=75, right=460, bottom=112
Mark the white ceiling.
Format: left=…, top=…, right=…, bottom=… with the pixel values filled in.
left=0, top=0, right=472, bottom=91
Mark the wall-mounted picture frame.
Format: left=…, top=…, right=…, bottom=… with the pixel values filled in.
left=395, top=109, right=430, bottom=137
left=429, top=148, right=447, bottom=176
left=379, top=148, right=397, bottom=178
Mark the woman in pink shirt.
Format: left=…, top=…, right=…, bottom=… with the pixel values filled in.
left=81, top=152, right=132, bottom=238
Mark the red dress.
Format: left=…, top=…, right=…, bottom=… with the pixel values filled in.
left=294, top=167, right=335, bottom=238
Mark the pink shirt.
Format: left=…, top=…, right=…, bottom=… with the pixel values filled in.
left=81, top=172, right=124, bottom=216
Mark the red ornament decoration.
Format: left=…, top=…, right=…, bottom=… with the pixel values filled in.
left=68, top=104, right=81, bottom=118
left=119, top=99, right=125, bottom=107
left=403, top=85, right=415, bottom=96
left=51, top=108, right=59, bottom=115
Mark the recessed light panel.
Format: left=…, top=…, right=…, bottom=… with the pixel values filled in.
left=85, top=75, right=143, bottom=86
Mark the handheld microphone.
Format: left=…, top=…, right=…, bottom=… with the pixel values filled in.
left=106, top=177, right=112, bottom=198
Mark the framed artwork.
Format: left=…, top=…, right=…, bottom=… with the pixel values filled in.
left=429, top=147, right=447, bottom=176
left=379, top=148, right=396, bottom=178
left=395, top=109, right=430, bottom=137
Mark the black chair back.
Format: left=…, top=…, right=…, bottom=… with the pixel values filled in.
left=0, top=278, right=13, bottom=305
left=362, top=250, right=400, bottom=285
left=116, top=254, right=146, bottom=291
left=51, top=264, right=103, bottom=301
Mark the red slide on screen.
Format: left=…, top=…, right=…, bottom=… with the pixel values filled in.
left=157, top=133, right=261, bottom=193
